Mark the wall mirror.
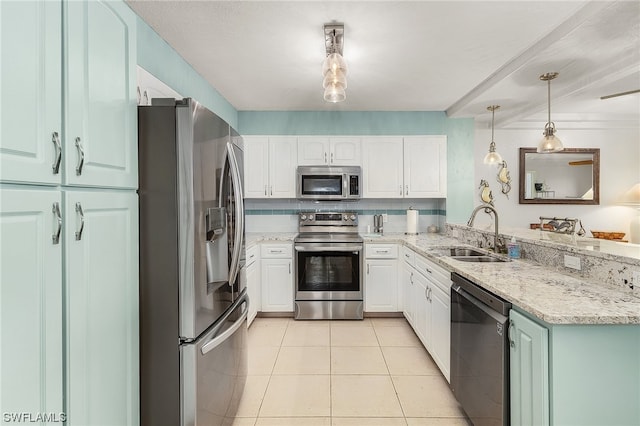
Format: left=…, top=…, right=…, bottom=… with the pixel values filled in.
left=519, top=147, right=600, bottom=205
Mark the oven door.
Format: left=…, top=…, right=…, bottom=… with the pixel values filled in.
left=294, top=242, right=363, bottom=300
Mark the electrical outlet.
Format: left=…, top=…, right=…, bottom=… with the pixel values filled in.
left=452, top=229, right=460, bottom=238
left=382, top=213, right=388, bottom=223
left=633, top=272, right=640, bottom=286
left=564, top=255, right=581, bottom=270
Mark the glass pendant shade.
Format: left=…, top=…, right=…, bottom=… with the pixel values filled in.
left=322, top=53, right=347, bottom=76
left=322, top=69, right=347, bottom=89
left=324, top=84, right=346, bottom=103
left=537, top=124, right=563, bottom=153
left=483, top=143, right=503, bottom=165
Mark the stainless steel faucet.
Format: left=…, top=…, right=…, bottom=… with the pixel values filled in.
left=467, top=204, right=504, bottom=253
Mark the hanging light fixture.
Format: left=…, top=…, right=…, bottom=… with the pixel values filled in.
left=483, top=105, right=503, bottom=165
left=322, top=24, right=347, bottom=103
left=537, top=72, right=564, bottom=153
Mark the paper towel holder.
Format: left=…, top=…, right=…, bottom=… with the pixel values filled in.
left=405, top=206, right=419, bottom=235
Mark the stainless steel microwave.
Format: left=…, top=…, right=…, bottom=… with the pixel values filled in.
left=296, top=166, right=361, bottom=201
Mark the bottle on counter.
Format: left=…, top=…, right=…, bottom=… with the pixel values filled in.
left=507, top=236, right=521, bottom=259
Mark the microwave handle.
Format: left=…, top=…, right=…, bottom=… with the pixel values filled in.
left=343, top=174, right=348, bottom=198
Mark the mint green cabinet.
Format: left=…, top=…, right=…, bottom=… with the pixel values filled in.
left=64, top=0, right=137, bottom=189
left=509, top=309, right=549, bottom=426
left=1, top=187, right=64, bottom=420
left=65, top=190, right=139, bottom=426
left=1, top=0, right=137, bottom=189
left=0, top=1, right=62, bottom=185
left=510, top=308, right=640, bottom=426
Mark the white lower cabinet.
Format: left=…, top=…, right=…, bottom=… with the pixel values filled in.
left=401, top=246, right=451, bottom=382
left=365, top=244, right=399, bottom=312
left=246, top=245, right=261, bottom=326
left=260, top=243, right=293, bottom=312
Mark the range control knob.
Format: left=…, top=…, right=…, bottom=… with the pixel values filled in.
left=308, top=214, right=314, bottom=221
left=349, top=214, right=356, bottom=221
left=343, top=214, right=348, bottom=221
left=300, top=214, right=307, bottom=221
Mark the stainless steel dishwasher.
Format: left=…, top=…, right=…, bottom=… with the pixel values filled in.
left=450, top=273, right=511, bottom=426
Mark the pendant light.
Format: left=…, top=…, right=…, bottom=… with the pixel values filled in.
left=322, top=24, right=347, bottom=103
left=483, top=105, right=503, bottom=165
left=537, top=72, right=563, bottom=153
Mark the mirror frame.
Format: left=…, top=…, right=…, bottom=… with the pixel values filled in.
left=518, top=147, right=600, bottom=205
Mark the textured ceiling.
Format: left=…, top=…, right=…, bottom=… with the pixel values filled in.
left=127, top=0, right=640, bottom=127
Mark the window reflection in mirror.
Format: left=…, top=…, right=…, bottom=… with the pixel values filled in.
left=519, top=148, right=600, bottom=205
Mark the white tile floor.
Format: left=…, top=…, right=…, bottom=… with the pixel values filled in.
left=230, top=317, right=471, bottom=426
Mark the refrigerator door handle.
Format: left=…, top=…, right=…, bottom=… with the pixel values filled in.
left=226, top=142, right=244, bottom=289
left=201, top=298, right=248, bottom=355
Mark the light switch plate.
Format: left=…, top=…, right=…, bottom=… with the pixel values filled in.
left=382, top=213, right=388, bottom=223
left=633, top=271, right=640, bottom=286
left=564, top=254, right=581, bottom=270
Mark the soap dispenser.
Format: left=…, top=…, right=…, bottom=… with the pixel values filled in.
left=507, top=236, right=521, bottom=259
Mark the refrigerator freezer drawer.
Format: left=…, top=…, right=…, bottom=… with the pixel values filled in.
left=181, top=291, right=248, bottom=426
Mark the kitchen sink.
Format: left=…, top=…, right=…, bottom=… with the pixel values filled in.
left=451, top=255, right=510, bottom=263
left=448, top=248, right=486, bottom=257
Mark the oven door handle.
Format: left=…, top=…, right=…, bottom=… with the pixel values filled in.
left=295, top=245, right=362, bottom=252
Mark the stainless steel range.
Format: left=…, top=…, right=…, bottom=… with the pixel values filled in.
left=294, top=212, right=364, bottom=320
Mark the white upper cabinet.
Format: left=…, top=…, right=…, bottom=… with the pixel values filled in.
left=362, top=137, right=404, bottom=198
left=0, top=0, right=137, bottom=189
left=362, top=136, right=447, bottom=199
left=64, top=0, right=137, bottom=189
left=244, top=136, right=297, bottom=198
left=404, top=136, right=447, bottom=197
left=298, top=136, right=361, bottom=166
left=0, top=1, right=62, bottom=185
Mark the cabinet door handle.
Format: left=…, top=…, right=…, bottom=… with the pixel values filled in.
left=508, top=320, right=515, bottom=349
left=375, top=249, right=388, bottom=254
left=425, top=267, right=432, bottom=274
left=330, top=152, right=334, bottom=163
left=75, top=137, right=85, bottom=176
left=51, top=132, right=62, bottom=174
left=405, top=185, right=408, bottom=195
left=429, top=287, right=432, bottom=301
left=367, top=263, right=370, bottom=274
left=264, top=185, right=267, bottom=196
left=75, top=202, right=85, bottom=241
left=324, top=152, right=328, bottom=164
left=399, top=185, right=402, bottom=195
left=270, top=186, right=273, bottom=196
left=52, top=202, right=62, bottom=245
left=425, top=286, right=429, bottom=300
left=289, top=263, right=291, bottom=274
left=270, top=249, right=283, bottom=253
left=409, top=272, right=413, bottom=284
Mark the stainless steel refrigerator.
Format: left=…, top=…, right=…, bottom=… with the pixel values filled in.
left=138, top=98, right=247, bottom=426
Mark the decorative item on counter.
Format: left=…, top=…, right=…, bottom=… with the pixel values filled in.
left=538, top=216, right=582, bottom=243
left=496, top=160, right=511, bottom=198
left=405, top=207, right=419, bottom=235
left=479, top=179, right=494, bottom=205
left=590, top=231, right=626, bottom=241
left=507, top=236, right=521, bottom=259
left=373, top=214, right=384, bottom=234
left=427, top=225, right=439, bottom=233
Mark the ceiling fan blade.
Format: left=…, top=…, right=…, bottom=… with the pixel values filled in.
left=568, top=160, right=593, bottom=166
left=600, top=89, right=640, bottom=100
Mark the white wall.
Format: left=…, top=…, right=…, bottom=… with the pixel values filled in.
left=470, top=127, right=640, bottom=238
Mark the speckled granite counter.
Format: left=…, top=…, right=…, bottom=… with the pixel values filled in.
left=363, top=233, right=640, bottom=325
left=246, top=232, right=640, bottom=324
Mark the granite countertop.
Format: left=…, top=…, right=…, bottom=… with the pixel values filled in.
left=362, top=233, right=640, bottom=325
left=246, top=232, right=640, bottom=325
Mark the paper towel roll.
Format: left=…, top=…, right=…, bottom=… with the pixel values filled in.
left=406, top=209, right=419, bottom=234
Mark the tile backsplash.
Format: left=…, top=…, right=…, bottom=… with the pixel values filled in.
left=245, top=198, right=446, bottom=233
